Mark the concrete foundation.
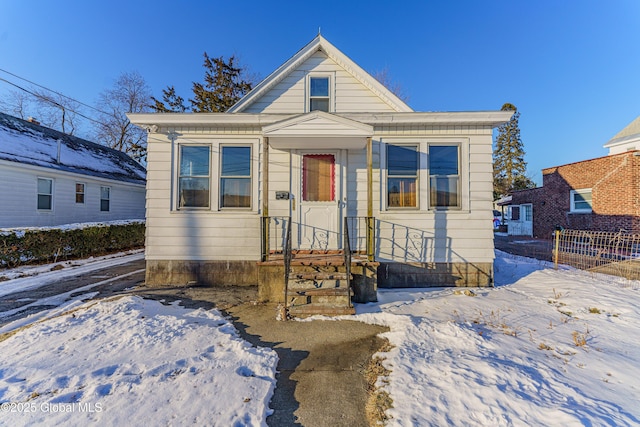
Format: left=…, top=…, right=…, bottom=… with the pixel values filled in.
left=377, top=262, right=494, bottom=288
left=145, top=260, right=258, bottom=287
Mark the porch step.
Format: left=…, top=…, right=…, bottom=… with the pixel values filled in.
left=288, top=304, right=356, bottom=316
left=293, top=287, right=350, bottom=297
left=292, top=272, right=351, bottom=281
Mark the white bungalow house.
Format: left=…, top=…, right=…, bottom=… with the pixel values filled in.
left=0, top=112, right=146, bottom=228
left=129, top=35, right=512, bottom=314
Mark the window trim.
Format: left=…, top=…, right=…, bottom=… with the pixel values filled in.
left=178, top=144, right=212, bottom=210
left=75, top=182, right=86, bottom=204
left=100, top=186, right=111, bottom=212
left=570, top=188, right=593, bottom=213
left=385, top=143, right=419, bottom=210
left=37, top=177, right=53, bottom=211
left=428, top=143, right=461, bottom=210
left=219, top=144, right=253, bottom=210
left=307, top=74, right=333, bottom=113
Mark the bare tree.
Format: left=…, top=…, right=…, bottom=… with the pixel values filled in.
left=32, top=89, right=82, bottom=135
left=0, top=89, right=32, bottom=119
left=94, top=71, right=152, bottom=163
left=372, top=67, right=409, bottom=104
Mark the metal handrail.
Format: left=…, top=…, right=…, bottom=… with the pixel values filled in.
left=283, top=217, right=292, bottom=315
left=343, top=217, right=352, bottom=307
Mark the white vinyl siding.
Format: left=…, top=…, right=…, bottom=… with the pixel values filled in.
left=0, top=160, right=145, bottom=228
left=243, top=52, right=399, bottom=114
left=144, top=134, right=261, bottom=261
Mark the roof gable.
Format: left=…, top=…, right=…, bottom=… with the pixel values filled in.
left=0, top=113, right=146, bottom=184
left=264, top=111, right=373, bottom=149
left=228, top=35, right=412, bottom=114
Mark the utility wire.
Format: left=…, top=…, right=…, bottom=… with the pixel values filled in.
left=0, top=67, right=110, bottom=116
left=0, top=77, right=106, bottom=127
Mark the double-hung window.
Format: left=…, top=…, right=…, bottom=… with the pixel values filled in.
left=387, top=145, right=418, bottom=208
left=570, top=189, right=592, bottom=213
left=309, top=76, right=330, bottom=112
left=429, top=145, right=460, bottom=208
left=220, top=146, right=251, bottom=208
left=100, top=186, right=110, bottom=212
left=75, top=183, right=85, bottom=204
left=37, top=178, right=53, bottom=210
left=179, top=146, right=211, bottom=208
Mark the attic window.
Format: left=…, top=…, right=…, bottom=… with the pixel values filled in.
left=309, top=76, right=330, bottom=112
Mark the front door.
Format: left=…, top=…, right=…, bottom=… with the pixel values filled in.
left=297, top=152, right=342, bottom=249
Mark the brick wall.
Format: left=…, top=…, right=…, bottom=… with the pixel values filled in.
left=510, top=151, right=640, bottom=237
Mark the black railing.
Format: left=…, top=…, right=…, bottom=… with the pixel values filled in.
left=345, top=216, right=375, bottom=261
left=283, top=218, right=293, bottom=312
left=261, top=216, right=291, bottom=261
left=343, top=217, right=353, bottom=308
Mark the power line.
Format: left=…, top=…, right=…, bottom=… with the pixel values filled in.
left=0, top=67, right=110, bottom=116
left=0, top=77, right=106, bottom=127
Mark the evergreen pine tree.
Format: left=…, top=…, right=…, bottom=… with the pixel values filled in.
left=493, top=103, right=535, bottom=199
left=150, top=86, right=188, bottom=113
left=190, top=53, right=253, bottom=113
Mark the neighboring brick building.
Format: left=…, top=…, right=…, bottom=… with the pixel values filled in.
left=503, top=115, right=640, bottom=238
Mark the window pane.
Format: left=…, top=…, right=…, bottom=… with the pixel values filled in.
left=179, top=177, right=210, bottom=208
left=388, top=178, right=417, bottom=207
left=221, top=147, right=250, bottom=176
left=310, top=77, right=329, bottom=96
left=179, top=146, right=211, bottom=209
left=100, top=200, right=110, bottom=212
left=76, top=193, right=85, bottom=204
left=310, top=98, right=329, bottom=112
left=37, top=178, right=52, bottom=194
left=430, top=176, right=459, bottom=207
left=101, top=187, right=110, bottom=200
left=180, top=146, right=210, bottom=176
left=573, top=192, right=592, bottom=210
left=38, top=194, right=52, bottom=210
left=221, top=178, right=251, bottom=208
left=429, top=146, right=458, bottom=175
left=387, top=145, right=418, bottom=175
left=303, top=155, right=334, bottom=202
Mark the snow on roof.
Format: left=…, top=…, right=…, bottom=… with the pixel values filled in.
left=0, top=112, right=146, bottom=184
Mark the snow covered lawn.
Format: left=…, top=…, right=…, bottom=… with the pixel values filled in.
left=1, top=250, right=639, bottom=426
left=0, top=296, right=277, bottom=426
left=356, top=252, right=640, bottom=426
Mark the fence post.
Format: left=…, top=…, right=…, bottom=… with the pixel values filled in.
left=553, top=229, right=560, bottom=270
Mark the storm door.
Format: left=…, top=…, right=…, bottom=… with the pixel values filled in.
left=297, top=153, right=342, bottom=249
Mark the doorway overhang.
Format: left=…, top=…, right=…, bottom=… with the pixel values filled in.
left=263, top=111, right=373, bottom=150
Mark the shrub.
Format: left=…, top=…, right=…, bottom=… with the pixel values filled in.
left=0, top=222, right=145, bottom=268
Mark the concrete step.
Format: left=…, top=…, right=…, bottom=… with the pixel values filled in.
left=288, top=304, right=356, bottom=316
left=292, top=272, right=351, bottom=281
left=293, top=288, right=350, bottom=297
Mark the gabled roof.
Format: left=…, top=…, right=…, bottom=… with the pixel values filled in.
left=228, top=35, right=413, bottom=113
left=604, top=115, right=640, bottom=148
left=0, top=112, right=146, bottom=184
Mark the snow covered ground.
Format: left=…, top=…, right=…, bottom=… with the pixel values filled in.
left=0, top=251, right=639, bottom=426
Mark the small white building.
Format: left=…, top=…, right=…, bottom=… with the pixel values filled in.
left=0, top=112, right=146, bottom=228
left=129, top=35, right=512, bottom=296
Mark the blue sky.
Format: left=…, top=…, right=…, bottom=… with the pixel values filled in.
left=1, top=0, right=639, bottom=185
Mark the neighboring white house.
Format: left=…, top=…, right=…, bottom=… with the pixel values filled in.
left=604, top=115, right=640, bottom=154
left=0, top=112, right=146, bottom=228
left=129, top=35, right=512, bottom=293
